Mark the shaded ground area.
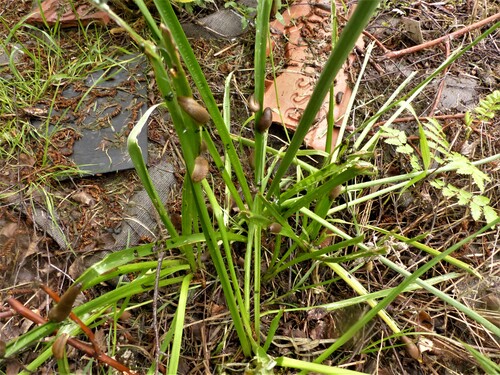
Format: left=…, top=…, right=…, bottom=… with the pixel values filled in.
left=1, top=0, right=499, bottom=374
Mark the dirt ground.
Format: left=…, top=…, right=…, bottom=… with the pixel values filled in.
left=1, top=0, right=499, bottom=374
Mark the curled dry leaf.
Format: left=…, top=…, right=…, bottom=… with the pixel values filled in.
left=52, top=333, right=69, bottom=360
left=200, top=139, right=208, bottom=153
left=329, top=185, right=342, bottom=200
left=482, top=294, right=500, bottom=326
left=417, top=336, right=434, bottom=356
left=484, top=294, right=500, bottom=311
left=248, top=149, right=255, bottom=170
left=364, top=260, right=374, bottom=272
left=71, top=191, right=95, bottom=206
left=417, top=310, right=434, bottom=331
left=401, top=335, right=421, bottom=361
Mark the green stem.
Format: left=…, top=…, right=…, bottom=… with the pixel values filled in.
left=267, top=0, right=381, bottom=197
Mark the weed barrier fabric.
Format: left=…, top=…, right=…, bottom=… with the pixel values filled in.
left=64, top=55, right=149, bottom=175
left=181, top=0, right=257, bottom=39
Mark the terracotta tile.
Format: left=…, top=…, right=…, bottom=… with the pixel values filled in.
left=264, top=1, right=363, bottom=150
left=26, top=0, right=110, bottom=27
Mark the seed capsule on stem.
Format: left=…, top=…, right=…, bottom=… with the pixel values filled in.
left=335, top=91, right=344, bottom=105
left=329, top=185, right=342, bottom=200
left=268, top=222, right=282, bottom=234
left=248, top=94, right=260, bottom=113
left=248, top=149, right=255, bottom=170
left=48, top=283, right=82, bottom=323
left=191, top=156, right=209, bottom=183
left=177, top=96, right=210, bottom=125
left=200, top=139, right=208, bottom=153
left=256, top=107, right=273, bottom=133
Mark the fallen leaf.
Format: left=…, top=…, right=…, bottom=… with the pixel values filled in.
left=72, top=191, right=96, bottom=206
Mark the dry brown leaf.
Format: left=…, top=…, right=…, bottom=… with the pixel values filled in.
left=71, top=191, right=96, bottom=206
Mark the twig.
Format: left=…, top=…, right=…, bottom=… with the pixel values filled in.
left=383, top=12, right=500, bottom=59
left=7, top=298, right=135, bottom=374
left=373, top=113, right=465, bottom=128
left=428, top=40, right=450, bottom=116
left=337, top=12, right=390, bottom=54
left=7, top=298, right=45, bottom=325
left=338, top=13, right=386, bottom=74
left=0, top=309, right=15, bottom=319
left=153, top=249, right=165, bottom=375
left=361, top=29, right=390, bottom=54
left=40, top=284, right=102, bottom=356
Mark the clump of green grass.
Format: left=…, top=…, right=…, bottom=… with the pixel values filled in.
left=2, top=1, right=499, bottom=374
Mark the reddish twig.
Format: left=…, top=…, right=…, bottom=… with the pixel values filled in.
left=153, top=250, right=165, bottom=375
left=338, top=13, right=387, bottom=74
left=64, top=338, right=134, bottom=374
left=40, top=284, right=102, bottom=356
left=373, top=113, right=465, bottom=128
left=429, top=40, right=450, bottom=116
left=0, top=309, right=15, bottom=320
left=7, top=297, right=135, bottom=374
left=337, top=12, right=390, bottom=54
left=383, top=12, right=500, bottom=59
left=361, top=29, right=390, bottom=54
left=7, top=298, right=46, bottom=325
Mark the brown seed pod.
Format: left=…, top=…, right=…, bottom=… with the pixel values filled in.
left=484, top=294, right=500, bottom=311
left=48, top=283, right=82, bottom=323
left=248, top=149, right=255, bottom=170
left=248, top=94, right=260, bottom=113
left=335, top=91, right=344, bottom=105
left=52, top=333, right=69, bottom=360
left=256, top=107, right=273, bottom=133
left=0, top=339, right=5, bottom=358
left=401, top=335, right=421, bottom=361
left=268, top=222, right=282, bottom=234
left=364, top=260, right=374, bottom=273
left=177, top=96, right=210, bottom=125
left=191, top=156, right=209, bottom=183
left=329, top=185, right=342, bottom=200
left=199, top=139, right=208, bottom=153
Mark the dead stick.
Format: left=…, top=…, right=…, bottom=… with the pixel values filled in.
left=64, top=339, right=135, bottom=374
left=6, top=298, right=135, bottom=374
left=153, top=250, right=165, bottom=375
left=0, top=309, right=15, bottom=319
left=383, top=12, right=500, bottom=59
left=373, top=113, right=465, bottom=128
left=338, top=13, right=390, bottom=54
left=7, top=298, right=46, bottom=325
left=40, top=284, right=102, bottom=356
left=429, top=40, right=450, bottom=116
left=361, top=29, right=390, bottom=54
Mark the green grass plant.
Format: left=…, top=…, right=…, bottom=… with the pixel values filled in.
left=0, top=7, right=124, bottom=190
left=2, top=0, right=499, bottom=373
